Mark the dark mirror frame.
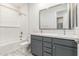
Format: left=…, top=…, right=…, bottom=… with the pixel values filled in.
left=39, top=3, right=78, bottom=30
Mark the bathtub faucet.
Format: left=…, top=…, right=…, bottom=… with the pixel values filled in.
left=20, top=32, right=23, bottom=40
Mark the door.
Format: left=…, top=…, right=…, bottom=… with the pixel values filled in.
left=53, top=44, right=77, bottom=56
left=31, top=37, right=42, bottom=56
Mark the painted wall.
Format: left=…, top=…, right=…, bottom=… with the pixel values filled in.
left=0, top=3, right=78, bottom=44
left=18, top=4, right=29, bottom=41
left=28, top=3, right=78, bottom=39
left=0, top=4, right=29, bottom=44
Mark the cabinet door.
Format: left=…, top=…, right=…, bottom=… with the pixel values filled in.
left=31, top=39, right=42, bottom=56
left=53, top=44, right=77, bottom=56
left=43, top=52, right=51, bottom=56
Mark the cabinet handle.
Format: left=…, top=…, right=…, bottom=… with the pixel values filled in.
left=53, top=46, right=56, bottom=56
left=53, top=46, right=56, bottom=49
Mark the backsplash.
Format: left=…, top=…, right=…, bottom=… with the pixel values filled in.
left=41, top=30, right=64, bottom=35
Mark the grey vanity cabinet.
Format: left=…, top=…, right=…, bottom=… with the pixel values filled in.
left=52, top=38, right=77, bottom=56
left=42, top=37, right=52, bottom=56
left=31, top=35, right=42, bottom=56
left=52, top=44, right=77, bottom=56
left=31, top=35, right=77, bottom=56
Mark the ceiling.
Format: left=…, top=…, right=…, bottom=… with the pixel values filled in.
left=10, top=3, right=27, bottom=9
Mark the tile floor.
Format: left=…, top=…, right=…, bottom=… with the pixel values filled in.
left=2, top=47, right=33, bottom=56
left=4, top=50, right=32, bottom=56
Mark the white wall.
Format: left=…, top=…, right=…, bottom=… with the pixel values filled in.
left=0, top=3, right=78, bottom=44
left=0, top=4, right=29, bottom=44
left=28, top=3, right=40, bottom=34
left=28, top=3, right=76, bottom=36
left=18, top=4, right=29, bottom=41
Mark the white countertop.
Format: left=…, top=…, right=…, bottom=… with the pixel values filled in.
left=31, top=33, right=79, bottom=43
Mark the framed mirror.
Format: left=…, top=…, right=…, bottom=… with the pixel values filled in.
left=39, top=3, right=77, bottom=30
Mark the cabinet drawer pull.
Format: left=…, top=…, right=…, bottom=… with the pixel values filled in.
left=53, top=46, right=56, bottom=49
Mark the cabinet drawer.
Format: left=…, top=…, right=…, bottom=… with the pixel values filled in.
left=43, top=37, right=52, bottom=42
left=31, top=35, right=42, bottom=41
left=53, top=38, right=76, bottom=47
left=43, top=42, right=51, bottom=48
left=43, top=52, right=51, bottom=56
left=43, top=47, right=52, bottom=53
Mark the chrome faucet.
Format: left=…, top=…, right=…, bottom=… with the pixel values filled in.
left=64, top=29, right=66, bottom=35
left=20, top=32, right=23, bottom=40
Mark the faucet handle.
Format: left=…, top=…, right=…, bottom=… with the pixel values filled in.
left=21, top=32, right=23, bottom=34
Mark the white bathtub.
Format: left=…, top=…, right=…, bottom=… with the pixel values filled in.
left=0, top=40, right=30, bottom=55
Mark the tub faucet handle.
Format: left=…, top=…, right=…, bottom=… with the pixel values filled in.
left=21, top=32, right=23, bottom=34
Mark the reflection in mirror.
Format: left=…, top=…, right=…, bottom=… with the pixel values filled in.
left=39, top=3, right=77, bottom=30
left=57, top=16, right=63, bottom=29
left=56, top=9, right=67, bottom=29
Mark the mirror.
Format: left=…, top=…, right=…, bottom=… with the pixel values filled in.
left=39, top=3, right=77, bottom=30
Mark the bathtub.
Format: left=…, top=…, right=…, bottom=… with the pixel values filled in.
left=0, top=40, right=30, bottom=55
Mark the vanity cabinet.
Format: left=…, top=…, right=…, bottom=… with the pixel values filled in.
left=52, top=44, right=77, bottom=56
left=42, top=37, right=52, bottom=56
left=52, top=38, right=77, bottom=56
left=31, top=35, right=77, bottom=56
left=31, top=35, right=42, bottom=56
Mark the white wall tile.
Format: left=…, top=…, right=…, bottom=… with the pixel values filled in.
left=0, top=4, right=29, bottom=45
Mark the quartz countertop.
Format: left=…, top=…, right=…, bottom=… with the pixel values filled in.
left=31, top=33, right=79, bottom=43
